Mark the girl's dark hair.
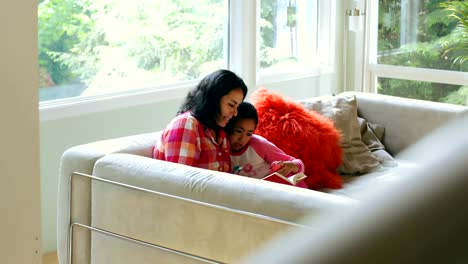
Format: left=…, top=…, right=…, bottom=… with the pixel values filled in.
left=225, top=101, right=258, bottom=133
left=178, top=69, right=248, bottom=129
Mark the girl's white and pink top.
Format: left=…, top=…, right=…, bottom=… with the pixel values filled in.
left=230, top=134, right=304, bottom=179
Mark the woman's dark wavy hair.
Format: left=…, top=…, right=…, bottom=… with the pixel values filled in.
left=225, top=101, right=258, bottom=134
left=178, top=69, right=248, bottom=129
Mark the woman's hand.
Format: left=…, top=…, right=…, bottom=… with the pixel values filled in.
left=271, top=161, right=299, bottom=176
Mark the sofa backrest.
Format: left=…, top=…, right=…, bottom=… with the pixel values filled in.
left=349, top=92, right=468, bottom=155
left=87, top=153, right=356, bottom=263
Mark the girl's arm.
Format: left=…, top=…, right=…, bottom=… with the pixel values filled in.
left=250, top=135, right=304, bottom=175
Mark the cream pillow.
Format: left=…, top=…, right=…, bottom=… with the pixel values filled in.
left=358, top=117, right=397, bottom=167
left=300, top=94, right=381, bottom=174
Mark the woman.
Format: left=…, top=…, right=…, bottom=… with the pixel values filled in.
left=153, top=69, right=248, bottom=172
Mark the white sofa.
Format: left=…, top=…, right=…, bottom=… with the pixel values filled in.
left=57, top=92, right=468, bottom=264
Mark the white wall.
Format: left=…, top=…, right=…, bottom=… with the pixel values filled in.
left=0, top=0, right=42, bottom=262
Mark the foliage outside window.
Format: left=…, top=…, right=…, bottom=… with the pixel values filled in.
left=377, top=0, right=468, bottom=105
left=38, top=0, right=228, bottom=102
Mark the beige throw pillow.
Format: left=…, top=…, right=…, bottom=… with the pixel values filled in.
left=300, top=94, right=381, bottom=174
left=358, top=117, right=397, bottom=167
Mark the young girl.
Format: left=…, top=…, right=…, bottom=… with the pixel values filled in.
left=225, top=102, right=308, bottom=188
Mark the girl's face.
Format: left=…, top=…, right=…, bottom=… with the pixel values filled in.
left=216, top=88, right=244, bottom=127
left=229, top=118, right=257, bottom=152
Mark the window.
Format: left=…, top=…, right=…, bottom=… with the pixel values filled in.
left=38, top=0, right=229, bottom=102
left=258, top=0, right=319, bottom=80
left=366, top=0, right=468, bottom=105
left=39, top=0, right=332, bottom=119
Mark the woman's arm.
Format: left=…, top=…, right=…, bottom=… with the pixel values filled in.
left=157, top=115, right=201, bottom=166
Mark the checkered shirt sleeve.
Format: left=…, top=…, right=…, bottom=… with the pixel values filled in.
left=155, top=113, right=200, bottom=167
left=153, top=112, right=231, bottom=172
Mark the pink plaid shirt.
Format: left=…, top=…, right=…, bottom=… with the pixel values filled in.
left=153, top=112, right=231, bottom=172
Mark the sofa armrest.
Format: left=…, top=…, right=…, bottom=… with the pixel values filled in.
left=57, top=131, right=159, bottom=264
left=346, top=92, right=468, bottom=155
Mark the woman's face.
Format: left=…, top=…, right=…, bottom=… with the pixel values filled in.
left=216, top=88, right=244, bottom=127
left=229, top=118, right=256, bottom=152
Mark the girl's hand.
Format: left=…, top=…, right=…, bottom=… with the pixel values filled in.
left=271, top=161, right=299, bottom=176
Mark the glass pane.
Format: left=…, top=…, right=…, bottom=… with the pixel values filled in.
left=378, top=0, right=468, bottom=72
left=259, top=0, right=317, bottom=76
left=378, top=77, right=468, bottom=106
left=38, top=0, right=228, bottom=102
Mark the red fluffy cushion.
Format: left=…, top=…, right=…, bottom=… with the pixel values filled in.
left=250, top=87, right=343, bottom=190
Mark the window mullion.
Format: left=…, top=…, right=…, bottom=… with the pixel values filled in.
left=229, top=0, right=257, bottom=91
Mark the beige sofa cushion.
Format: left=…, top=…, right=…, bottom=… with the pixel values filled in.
left=358, top=117, right=397, bottom=167
left=300, top=94, right=381, bottom=175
